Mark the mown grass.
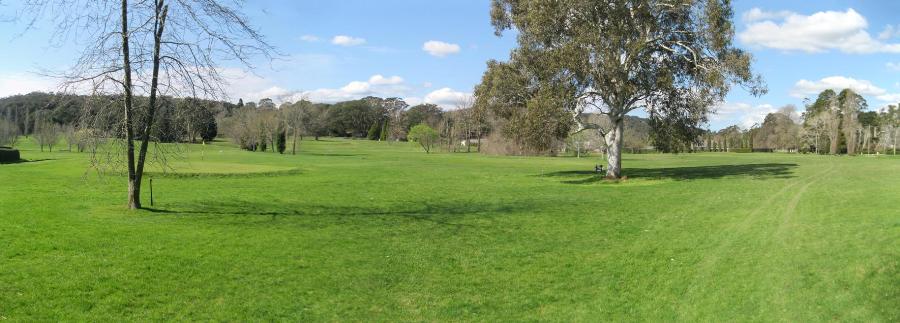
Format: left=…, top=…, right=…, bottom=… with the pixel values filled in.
left=1, top=137, right=897, bottom=321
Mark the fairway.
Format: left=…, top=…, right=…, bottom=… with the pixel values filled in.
left=1, top=139, right=898, bottom=321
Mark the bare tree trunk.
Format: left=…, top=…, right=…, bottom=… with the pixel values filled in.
left=814, top=131, right=819, bottom=155
left=132, top=1, right=169, bottom=210
left=291, top=128, right=298, bottom=155
left=605, top=119, right=624, bottom=179
left=829, top=126, right=839, bottom=155
left=477, top=129, right=481, bottom=153
left=121, top=0, right=140, bottom=210
left=864, top=126, right=870, bottom=155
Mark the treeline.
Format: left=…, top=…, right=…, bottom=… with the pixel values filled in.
left=480, top=87, right=899, bottom=156
left=4, top=88, right=897, bottom=157
left=700, top=89, right=900, bottom=154
left=0, top=92, right=224, bottom=150
left=219, top=96, right=492, bottom=154
left=0, top=92, right=664, bottom=156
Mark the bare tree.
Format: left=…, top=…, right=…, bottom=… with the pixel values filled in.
left=439, top=113, right=455, bottom=152
left=455, top=97, right=476, bottom=152
left=282, top=99, right=311, bottom=154
left=19, top=0, right=273, bottom=209
left=260, top=110, right=279, bottom=152
left=0, top=118, right=19, bottom=148
left=34, top=120, right=60, bottom=152
left=23, top=108, right=31, bottom=138
left=63, top=124, right=78, bottom=151
left=825, top=100, right=842, bottom=155
left=222, top=105, right=261, bottom=151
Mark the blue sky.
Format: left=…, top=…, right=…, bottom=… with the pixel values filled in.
left=1, top=0, right=899, bottom=130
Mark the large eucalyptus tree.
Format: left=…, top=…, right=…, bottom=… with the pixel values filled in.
left=485, top=0, right=765, bottom=178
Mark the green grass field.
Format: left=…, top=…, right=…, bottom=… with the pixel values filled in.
left=1, top=138, right=897, bottom=321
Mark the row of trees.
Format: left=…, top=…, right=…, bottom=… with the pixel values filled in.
left=697, top=90, right=899, bottom=155
left=801, top=89, right=899, bottom=155
left=218, top=96, right=492, bottom=154
left=482, top=87, right=898, bottom=156
left=0, top=92, right=222, bottom=149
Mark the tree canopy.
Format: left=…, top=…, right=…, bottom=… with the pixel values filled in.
left=482, top=0, right=765, bottom=177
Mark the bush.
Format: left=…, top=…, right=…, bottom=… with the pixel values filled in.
left=731, top=148, right=752, bottom=153
left=0, top=148, right=20, bottom=163
left=407, top=124, right=439, bottom=153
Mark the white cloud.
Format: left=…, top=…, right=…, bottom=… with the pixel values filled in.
left=423, top=82, right=433, bottom=88
left=219, top=68, right=282, bottom=102
left=339, top=81, right=370, bottom=94
left=887, top=62, right=900, bottom=71
left=876, top=93, right=900, bottom=103
left=791, top=76, right=900, bottom=104
left=332, top=35, right=366, bottom=47
left=423, top=88, right=472, bottom=109
left=422, top=40, right=461, bottom=57
left=211, top=68, right=415, bottom=104
left=286, top=74, right=412, bottom=104
left=404, top=97, right=423, bottom=106
left=255, top=86, right=292, bottom=100
left=368, top=74, right=403, bottom=85
left=300, top=35, right=319, bottom=42
left=738, top=8, right=900, bottom=53
left=879, top=25, right=899, bottom=40
left=791, top=76, right=887, bottom=97
left=712, top=102, right=776, bottom=129
left=742, top=8, right=792, bottom=23
left=0, top=73, right=58, bottom=98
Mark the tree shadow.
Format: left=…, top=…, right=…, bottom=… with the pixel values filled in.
left=0, top=158, right=55, bottom=165
left=542, top=163, right=798, bottom=184
left=306, top=153, right=364, bottom=157
left=142, top=199, right=536, bottom=230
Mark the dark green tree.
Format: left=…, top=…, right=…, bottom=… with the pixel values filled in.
left=200, top=118, right=217, bottom=143
left=403, top=104, right=443, bottom=132
left=275, top=126, right=286, bottom=154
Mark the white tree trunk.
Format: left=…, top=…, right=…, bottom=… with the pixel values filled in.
left=604, top=119, right=624, bottom=179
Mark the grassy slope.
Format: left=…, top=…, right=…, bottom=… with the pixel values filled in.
left=0, top=138, right=897, bottom=321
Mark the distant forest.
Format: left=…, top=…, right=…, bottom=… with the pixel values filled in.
left=1, top=91, right=898, bottom=156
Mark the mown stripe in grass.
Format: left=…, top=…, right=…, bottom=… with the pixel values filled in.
left=143, top=168, right=303, bottom=179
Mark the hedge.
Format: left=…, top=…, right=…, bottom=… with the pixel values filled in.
left=0, top=148, right=21, bottom=163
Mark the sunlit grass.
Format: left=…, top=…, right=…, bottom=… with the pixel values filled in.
left=1, top=137, right=897, bottom=321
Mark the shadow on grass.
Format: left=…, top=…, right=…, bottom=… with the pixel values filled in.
left=146, top=168, right=302, bottom=179
left=542, top=163, right=798, bottom=184
left=0, top=158, right=55, bottom=165
left=143, top=199, right=533, bottom=229
left=306, top=153, right=364, bottom=157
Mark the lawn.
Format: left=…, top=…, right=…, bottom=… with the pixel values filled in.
left=0, top=138, right=897, bottom=321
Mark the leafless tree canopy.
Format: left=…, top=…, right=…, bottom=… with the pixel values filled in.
left=20, top=0, right=273, bottom=99
left=17, top=0, right=273, bottom=208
